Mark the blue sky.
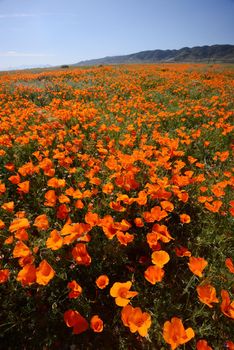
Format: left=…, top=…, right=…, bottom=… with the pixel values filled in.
left=0, top=0, right=233, bottom=69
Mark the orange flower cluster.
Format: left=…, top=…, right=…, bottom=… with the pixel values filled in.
left=0, top=63, right=233, bottom=348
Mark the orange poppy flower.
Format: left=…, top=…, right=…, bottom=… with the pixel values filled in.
left=225, top=258, right=234, bottom=274
left=196, top=339, right=213, bottom=350
left=151, top=250, right=170, bottom=267
left=198, top=196, right=213, bottom=204
left=85, top=212, right=100, bottom=227
left=134, top=217, right=144, bottom=227
left=0, top=269, right=10, bottom=283
left=64, top=310, right=89, bottom=334
left=143, top=206, right=167, bottom=222
left=67, top=280, right=82, bottom=299
left=0, top=181, right=6, bottom=195
left=180, top=214, right=191, bottom=224
left=17, top=181, right=30, bottom=194
left=116, top=231, right=134, bottom=246
left=46, top=230, right=63, bottom=250
left=15, top=228, right=29, bottom=241
left=135, top=190, right=147, bottom=206
left=5, top=162, right=15, bottom=171
left=4, top=235, right=14, bottom=244
left=36, top=260, right=55, bottom=285
left=220, top=290, right=234, bottom=319
left=211, top=185, right=225, bottom=197
left=151, top=223, right=174, bottom=243
left=75, top=199, right=84, bottom=209
left=102, top=183, right=114, bottom=194
left=56, top=204, right=70, bottom=220
left=58, top=194, right=70, bottom=203
left=163, top=317, right=195, bottom=350
left=109, top=201, right=126, bottom=212
left=96, top=275, right=109, bottom=289
left=18, top=253, right=35, bottom=267
left=113, top=219, right=132, bottom=232
left=47, top=177, right=66, bottom=188
left=34, top=214, right=49, bottom=231
left=175, top=246, right=191, bottom=257
left=72, top=243, right=91, bottom=266
left=44, top=190, right=57, bottom=207
left=1, top=201, right=14, bottom=212
left=160, top=201, right=174, bottom=212
left=0, top=219, right=5, bottom=229
left=205, top=200, right=222, bottom=213
left=90, top=315, right=103, bottom=333
left=226, top=341, right=234, bottom=350
left=188, top=257, right=208, bottom=277
left=110, top=281, right=138, bottom=306
left=13, top=241, right=31, bottom=258
left=9, top=218, right=30, bottom=232
left=8, top=173, right=21, bottom=184
left=16, top=264, right=36, bottom=286
left=144, top=265, right=165, bottom=284
left=121, top=305, right=151, bottom=337
left=196, top=284, right=219, bottom=308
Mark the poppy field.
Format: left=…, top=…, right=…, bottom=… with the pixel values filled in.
left=0, top=63, right=233, bottom=349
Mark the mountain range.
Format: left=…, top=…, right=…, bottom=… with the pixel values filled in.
left=75, top=45, right=234, bottom=66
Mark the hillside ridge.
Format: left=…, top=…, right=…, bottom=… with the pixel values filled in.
left=75, top=44, right=234, bottom=66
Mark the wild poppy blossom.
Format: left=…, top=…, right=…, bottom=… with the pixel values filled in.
left=175, top=246, right=191, bottom=257
left=90, top=315, right=103, bottom=332
left=144, top=265, right=165, bottom=284
left=196, top=339, right=213, bottom=350
left=226, top=341, right=234, bottom=350
left=134, top=217, right=144, bottom=227
left=220, top=290, right=234, bottom=319
left=110, top=281, right=138, bottom=306
left=67, top=280, right=82, bottom=299
left=163, top=317, right=195, bottom=349
left=188, top=256, right=208, bottom=277
left=205, top=200, right=222, bottom=213
left=85, top=211, right=100, bottom=226
left=17, top=181, right=30, bottom=194
left=96, top=275, right=109, bottom=289
left=1, top=201, right=14, bottom=212
left=196, top=284, right=219, bottom=308
left=72, top=243, right=91, bottom=266
left=151, top=250, right=170, bottom=267
left=36, top=260, right=55, bottom=285
left=16, top=264, right=36, bottom=286
left=160, top=200, right=174, bottom=212
left=64, top=310, right=89, bottom=334
left=13, top=241, right=31, bottom=258
left=225, top=258, right=234, bottom=274
left=14, top=228, right=28, bottom=241
left=9, top=218, right=30, bottom=232
left=0, top=219, right=5, bottom=229
left=180, top=214, right=191, bottom=223
left=0, top=269, right=10, bottom=283
left=46, top=230, right=63, bottom=250
left=116, top=231, right=134, bottom=246
left=121, top=305, right=151, bottom=337
left=44, top=190, right=57, bottom=207
left=33, top=214, right=49, bottom=231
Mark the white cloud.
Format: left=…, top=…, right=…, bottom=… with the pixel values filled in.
left=0, top=51, right=55, bottom=57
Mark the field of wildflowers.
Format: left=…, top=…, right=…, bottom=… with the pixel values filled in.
left=0, top=63, right=233, bottom=349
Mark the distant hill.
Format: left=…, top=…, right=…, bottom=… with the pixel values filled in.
left=75, top=45, right=234, bottom=66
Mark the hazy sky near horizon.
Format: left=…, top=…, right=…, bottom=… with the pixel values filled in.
left=0, top=0, right=234, bottom=69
